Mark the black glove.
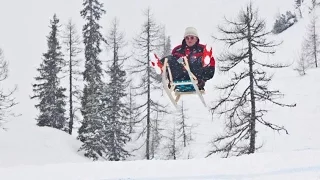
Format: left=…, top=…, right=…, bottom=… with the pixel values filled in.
left=202, top=66, right=215, bottom=81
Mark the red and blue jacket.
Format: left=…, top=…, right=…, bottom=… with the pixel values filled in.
left=171, top=39, right=215, bottom=67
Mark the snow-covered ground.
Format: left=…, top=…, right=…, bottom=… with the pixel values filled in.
left=1, top=149, right=320, bottom=180
left=1, top=119, right=320, bottom=179
left=0, top=119, right=89, bottom=167
left=0, top=0, right=320, bottom=179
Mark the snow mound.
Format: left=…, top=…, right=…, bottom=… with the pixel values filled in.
left=0, top=119, right=89, bottom=167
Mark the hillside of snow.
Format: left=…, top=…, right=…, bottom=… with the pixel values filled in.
left=0, top=119, right=89, bottom=167
left=1, top=150, right=320, bottom=180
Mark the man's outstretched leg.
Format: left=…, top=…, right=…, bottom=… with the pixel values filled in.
left=160, top=55, right=189, bottom=82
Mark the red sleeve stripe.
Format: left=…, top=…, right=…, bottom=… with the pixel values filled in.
left=171, top=45, right=184, bottom=57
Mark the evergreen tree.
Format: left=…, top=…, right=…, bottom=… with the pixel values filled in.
left=295, top=0, right=304, bottom=17
left=77, top=0, right=107, bottom=160
left=208, top=3, right=296, bottom=158
left=150, top=103, right=164, bottom=159
left=294, top=50, right=309, bottom=75
left=31, top=14, right=67, bottom=131
left=127, top=82, right=139, bottom=134
left=102, top=18, right=131, bottom=161
left=303, top=11, right=320, bottom=68
left=295, top=0, right=303, bottom=7
left=272, top=11, right=297, bottom=34
left=0, top=48, right=17, bottom=127
left=165, top=124, right=180, bottom=160
left=159, top=28, right=171, bottom=58
left=176, top=101, right=194, bottom=147
left=163, top=36, right=172, bottom=57
left=309, top=0, right=320, bottom=12
left=62, top=19, right=82, bottom=135
left=131, top=8, right=167, bottom=160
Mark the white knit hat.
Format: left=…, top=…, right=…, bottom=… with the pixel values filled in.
left=184, top=27, right=198, bottom=38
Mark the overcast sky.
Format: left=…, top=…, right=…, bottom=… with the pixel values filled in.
left=0, top=0, right=293, bottom=122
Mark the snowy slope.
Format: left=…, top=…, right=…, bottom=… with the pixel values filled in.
left=1, top=150, right=320, bottom=180
left=0, top=119, right=89, bottom=167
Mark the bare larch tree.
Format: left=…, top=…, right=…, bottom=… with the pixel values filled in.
left=208, top=3, right=296, bottom=158
left=131, top=8, right=167, bottom=160
left=294, top=50, right=309, bottom=76
left=62, top=19, right=82, bottom=135
left=0, top=48, right=17, bottom=128
left=303, top=11, right=320, bottom=68
left=165, top=124, right=179, bottom=160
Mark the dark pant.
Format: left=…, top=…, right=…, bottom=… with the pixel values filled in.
left=161, top=55, right=215, bottom=82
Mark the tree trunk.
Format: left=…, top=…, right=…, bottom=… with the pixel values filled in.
left=69, top=31, right=73, bottom=135
left=181, top=102, right=187, bottom=147
left=146, top=26, right=151, bottom=160
left=313, top=18, right=318, bottom=68
left=247, top=18, right=256, bottom=154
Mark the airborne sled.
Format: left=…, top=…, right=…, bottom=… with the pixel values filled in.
left=151, top=55, right=207, bottom=109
